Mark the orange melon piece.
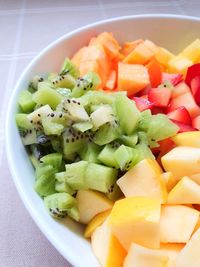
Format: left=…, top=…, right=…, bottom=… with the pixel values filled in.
left=121, top=39, right=143, bottom=56
left=93, top=32, right=121, bottom=59
left=117, top=62, right=150, bottom=96
left=160, top=172, right=177, bottom=192
left=123, top=40, right=157, bottom=65
left=71, top=46, right=87, bottom=66
left=104, top=70, right=117, bottom=90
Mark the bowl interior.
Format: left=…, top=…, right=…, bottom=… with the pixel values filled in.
left=6, top=15, right=200, bottom=267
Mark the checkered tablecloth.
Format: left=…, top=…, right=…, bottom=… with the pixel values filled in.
left=1, top=1, right=200, bottom=266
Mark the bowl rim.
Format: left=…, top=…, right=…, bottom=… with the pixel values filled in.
left=6, top=14, right=200, bottom=266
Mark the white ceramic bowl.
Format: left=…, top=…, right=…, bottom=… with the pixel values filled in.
left=6, top=14, right=200, bottom=267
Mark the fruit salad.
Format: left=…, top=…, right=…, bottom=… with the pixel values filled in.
left=16, top=32, right=200, bottom=266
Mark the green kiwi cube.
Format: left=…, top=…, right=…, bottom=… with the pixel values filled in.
left=18, top=90, right=36, bottom=113
left=55, top=172, right=75, bottom=195
left=59, top=58, right=80, bottom=78
left=51, top=74, right=76, bottom=89
left=85, top=163, right=118, bottom=193
left=67, top=206, right=80, bottom=221
left=118, top=133, right=138, bottom=148
left=115, top=95, right=140, bottom=135
left=94, top=121, right=120, bottom=146
left=42, top=118, right=64, bottom=136
left=97, top=144, right=118, bottom=168
left=135, top=143, right=155, bottom=161
left=79, top=143, right=101, bottom=163
left=34, top=171, right=56, bottom=197
left=16, top=113, right=33, bottom=129
left=40, top=153, right=62, bottom=169
left=72, top=121, right=93, bottom=132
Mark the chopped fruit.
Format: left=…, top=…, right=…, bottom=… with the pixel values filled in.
left=176, top=228, right=200, bottom=267
left=123, top=40, right=157, bottom=65
left=168, top=55, right=193, bottom=75
left=167, top=106, right=192, bottom=125
left=132, top=96, right=154, bottom=112
left=121, top=39, right=143, bottom=56
left=117, top=62, right=150, bottom=96
left=109, top=197, right=161, bottom=250
left=162, top=72, right=183, bottom=86
left=190, top=75, right=200, bottom=105
left=124, top=243, right=170, bottom=267
left=185, top=63, right=200, bottom=86
left=171, top=120, right=196, bottom=133
left=190, top=173, right=200, bottom=185
left=160, top=205, right=199, bottom=243
left=104, top=70, right=116, bottom=90
left=167, top=176, right=200, bottom=204
left=172, top=131, right=200, bottom=147
left=193, top=215, right=200, bottom=233
left=148, top=87, right=171, bottom=107
left=146, top=59, right=162, bottom=88
left=117, top=159, right=167, bottom=203
left=160, top=172, right=177, bottom=192
left=155, top=47, right=174, bottom=67
left=168, top=92, right=200, bottom=118
left=76, top=190, right=113, bottom=224
left=91, top=219, right=126, bottom=267
left=181, top=39, right=200, bottom=62
left=172, top=81, right=190, bottom=98
left=84, top=210, right=111, bottom=238
left=193, top=115, right=200, bottom=130
left=161, top=146, right=200, bottom=181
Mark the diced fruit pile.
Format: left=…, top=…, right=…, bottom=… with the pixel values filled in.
left=16, top=32, right=200, bottom=266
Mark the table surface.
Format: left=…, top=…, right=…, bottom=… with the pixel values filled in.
left=1, top=0, right=200, bottom=266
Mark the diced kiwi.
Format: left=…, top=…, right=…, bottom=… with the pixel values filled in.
left=147, top=114, right=179, bottom=141
left=67, top=206, right=80, bottom=221
left=65, top=161, right=88, bottom=190
left=118, top=133, right=138, bottom=148
left=71, top=72, right=101, bottom=98
left=72, top=121, right=93, bottom=132
left=138, top=109, right=152, bottom=131
left=58, top=98, right=89, bottom=122
left=135, top=143, right=155, bottom=161
left=114, top=95, right=140, bottom=135
left=35, top=163, right=55, bottom=179
left=97, top=144, right=118, bottom=168
left=106, top=183, right=123, bottom=201
left=137, top=131, right=149, bottom=145
left=27, top=104, right=53, bottom=130
left=62, top=127, right=86, bottom=157
left=16, top=113, right=33, bottom=129
left=40, top=153, right=62, bottom=169
left=29, top=153, right=40, bottom=168
left=114, top=145, right=139, bottom=171
left=93, top=120, right=121, bottom=146
left=50, top=74, right=76, bottom=89
left=44, top=192, right=77, bottom=218
left=79, top=143, right=101, bottom=163
left=59, top=58, right=80, bottom=78
left=42, top=117, right=64, bottom=136
left=29, top=75, right=44, bottom=91
left=55, top=172, right=75, bottom=195
left=90, top=105, right=114, bottom=130
left=85, top=163, right=118, bottom=193
left=56, top=88, right=72, bottom=98
left=33, top=82, right=63, bottom=109
left=34, top=170, right=56, bottom=197
left=18, top=90, right=36, bottom=113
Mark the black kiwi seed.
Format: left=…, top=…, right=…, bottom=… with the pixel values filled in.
left=72, top=100, right=76, bottom=104
left=30, top=120, right=33, bottom=123
left=80, top=134, right=84, bottom=139
left=90, top=83, right=93, bottom=88
left=38, top=114, right=41, bottom=117
left=67, top=99, right=71, bottom=103
left=71, top=138, right=75, bottom=142
left=50, top=113, right=54, bottom=117
left=59, top=114, right=63, bottom=118
left=76, top=136, right=79, bottom=140
left=66, top=139, right=69, bottom=143
left=38, top=77, right=44, bottom=82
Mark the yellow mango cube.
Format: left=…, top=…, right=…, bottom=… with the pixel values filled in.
left=190, top=173, right=200, bottom=185
left=172, top=131, right=200, bottom=148
left=167, top=176, right=200, bottom=204
left=168, top=55, right=193, bottom=75
left=91, top=218, right=126, bottom=267
left=117, top=159, right=167, bottom=203
left=160, top=205, right=199, bottom=243
left=176, top=227, right=200, bottom=267
left=182, top=39, right=200, bottom=62
left=161, top=146, right=200, bottom=181
left=109, top=197, right=161, bottom=250
left=155, top=47, right=174, bottom=66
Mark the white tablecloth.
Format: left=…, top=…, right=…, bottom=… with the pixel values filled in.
left=1, top=0, right=200, bottom=266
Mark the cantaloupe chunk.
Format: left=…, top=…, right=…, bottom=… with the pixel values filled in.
left=124, top=243, right=169, bottom=267
left=117, top=62, right=150, bottom=96
left=123, top=40, right=157, bottom=65
left=172, top=131, right=200, bottom=148
left=91, top=218, right=126, bottom=267
left=159, top=243, right=185, bottom=267
left=104, top=70, right=116, bottom=90
left=167, top=176, right=200, bottom=204
left=121, top=39, right=143, bottom=56
left=84, top=210, right=111, bottom=238
left=168, top=55, right=193, bottom=75
left=160, top=172, right=177, bottom=192
left=109, top=197, right=161, bottom=250
left=176, top=227, right=200, bottom=267
left=161, top=146, right=200, bottom=180
left=181, top=39, right=200, bottom=62
left=94, top=32, right=121, bottom=59
left=155, top=47, right=174, bottom=66
left=117, top=159, right=167, bottom=203
left=190, top=173, right=200, bottom=185
left=160, top=205, right=199, bottom=243
left=76, top=190, right=113, bottom=224
left=193, top=215, right=200, bottom=234
left=169, top=92, right=200, bottom=118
